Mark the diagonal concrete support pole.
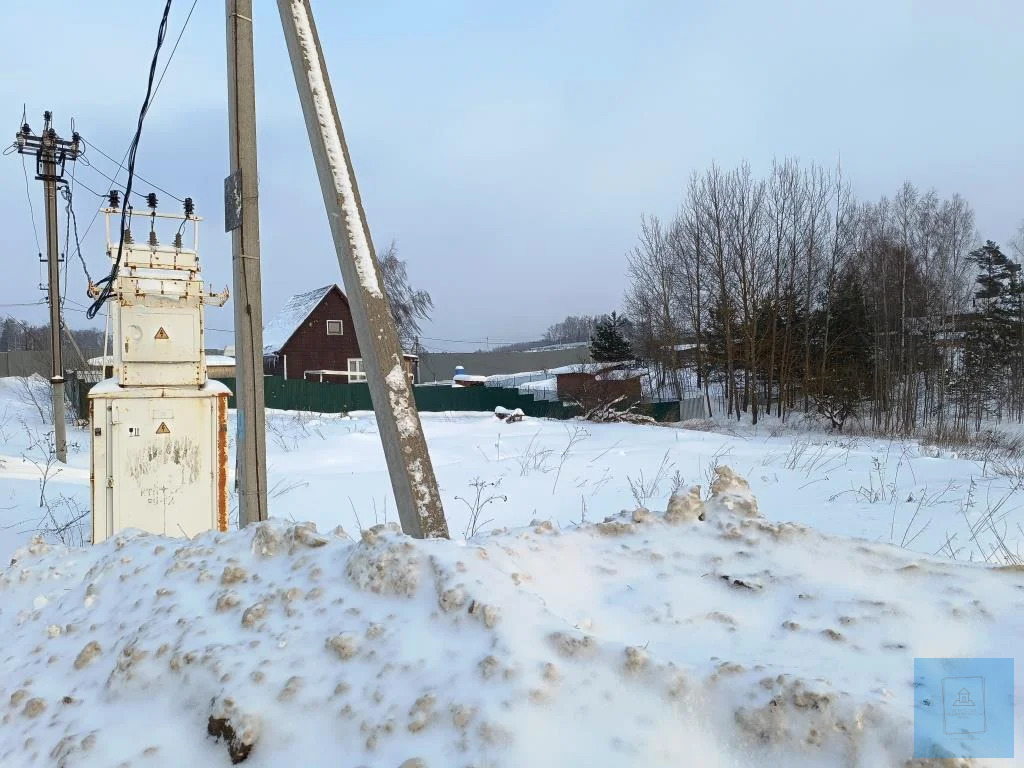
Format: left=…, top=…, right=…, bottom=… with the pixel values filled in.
left=276, top=0, right=449, bottom=538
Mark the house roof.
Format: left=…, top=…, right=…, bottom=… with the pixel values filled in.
left=262, top=285, right=337, bottom=354
left=595, top=367, right=646, bottom=381
left=549, top=362, right=630, bottom=376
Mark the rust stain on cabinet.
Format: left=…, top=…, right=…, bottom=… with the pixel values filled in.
left=217, top=393, right=229, bottom=532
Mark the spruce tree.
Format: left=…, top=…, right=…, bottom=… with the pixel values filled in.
left=589, top=312, right=633, bottom=362
left=808, top=272, right=872, bottom=430
left=957, top=241, right=1024, bottom=425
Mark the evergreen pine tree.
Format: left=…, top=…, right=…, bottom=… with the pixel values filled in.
left=957, top=241, right=1024, bottom=425
left=589, top=312, right=633, bottom=362
left=808, top=272, right=872, bottom=430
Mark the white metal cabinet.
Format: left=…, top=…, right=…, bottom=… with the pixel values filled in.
left=90, top=376, right=230, bottom=543
left=88, top=205, right=231, bottom=544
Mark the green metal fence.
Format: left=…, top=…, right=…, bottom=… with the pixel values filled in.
left=216, top=377, right=583, bottom=420
left=641, top=400, right=682, bottom=422
left=71, top=375, right=681, bottom=423
left=412, top=384, right=581, bottom=419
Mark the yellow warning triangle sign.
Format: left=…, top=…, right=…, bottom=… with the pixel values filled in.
left=156, top=422, right=171, bottom=435
left=154, top=327, right=169, bottom=340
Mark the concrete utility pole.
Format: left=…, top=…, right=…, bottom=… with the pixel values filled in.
left=226, top=0, right=269, bottom=525
left=277, top=0, right=449, bottom=539
left=13, top=112, right=81, bottom=463
left=42, top=147, right=64, bottom=458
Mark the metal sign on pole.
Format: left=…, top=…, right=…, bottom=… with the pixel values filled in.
left=276, top=0, right=449, bottom=539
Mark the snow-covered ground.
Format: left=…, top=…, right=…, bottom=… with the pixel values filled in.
left=0, top=376, right=1022, bottom=766
left=259, top=407, right=1024, bottom=565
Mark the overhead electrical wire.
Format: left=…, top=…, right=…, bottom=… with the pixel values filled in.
left=62, top=160, right=76, bottom=308
left=62, top=168, right=109, bottom=304
left=61, top=171, right=93, bottom=286
left=79, top=0, right=198, bottom=244
left=86, top=0, right=174, bottom=320
left=20, top=154, right=42, bottom=256
left=65, top=172, right=107, bottom=200
left=148, top=0, right=200, bottom=114
left=58, top=153, right=84, bottom=358
left=80, top=140, right=183, bottom=203
left=7, top=106, right=50, bottom=295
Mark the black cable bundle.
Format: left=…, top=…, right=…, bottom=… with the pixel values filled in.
left=87, top=0, right=173, bottom=320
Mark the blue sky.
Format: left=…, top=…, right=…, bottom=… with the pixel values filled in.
left=0, top=0, right=1021, bottom=351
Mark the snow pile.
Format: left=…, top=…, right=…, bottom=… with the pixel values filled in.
left=546, top=362, right=626, bottom=376
left=2, top=468, right=1021, bottom=767
left=451, top=374, right=488, bottom=387
left=515, top=376, right=558, bottom=400
left=484, top=370, right=548, bottom=388
left=493, top=406, right=524, bottom=423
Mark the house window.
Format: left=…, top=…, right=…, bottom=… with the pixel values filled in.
left=326, top=319, right=343, bottom=335
left=348, top=358, right=366, bottom=382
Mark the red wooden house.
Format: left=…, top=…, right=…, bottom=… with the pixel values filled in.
left=262, top=284, right=417, bottom=383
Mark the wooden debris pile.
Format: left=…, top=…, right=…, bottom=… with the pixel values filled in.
left=579, top=396, right=657, bottom=425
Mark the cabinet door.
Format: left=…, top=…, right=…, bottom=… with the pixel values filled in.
left=120, top=308, right=199, bottom=364
left=90, top=398, right=113, bottom=544
left=113, top=398, right=214, bottom=537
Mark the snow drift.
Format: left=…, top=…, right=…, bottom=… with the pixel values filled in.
left=1, top=467, right=1021, bottom=767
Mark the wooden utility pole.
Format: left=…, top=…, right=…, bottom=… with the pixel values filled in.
left=276, top=0, right=449, bottom=539
left=226, top=0, right=269, bottom=525
left=13, top=112, right=80, bottom=463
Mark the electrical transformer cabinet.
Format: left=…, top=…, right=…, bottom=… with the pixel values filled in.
left=111, top=247, right=209, bottom=387
left=90, top=380, right=230, bottom=544
left=88, top=203, right=230, bottom=544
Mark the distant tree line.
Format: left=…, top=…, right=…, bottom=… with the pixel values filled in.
left=624, top=157, right=1024, bottom=434
left=542, top=315, right=598, bottom=346
left=0, top=316, right=105, bottom=365
left=484, top=315, right=599, bottom=353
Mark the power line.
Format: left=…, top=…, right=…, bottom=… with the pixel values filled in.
left=149, top=0, right=200, bottom=116
left=80, top=142, right=184, bottom=203
left=15, top=104, right=46, bottom=297
left=20, top=154, right=42, bottom=255
left=61, top=184, right=94, bottom=285
left=60, top=172, right=107, bottom=295
left=87, top=0, right=174, bottom=320
left=79, top=0, right=199, bottom=243
left=77, top=154, right=137, bottom=196
left=66, top=171, right=108, bottom=200
left=61, top=159, right=77, bottom=308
